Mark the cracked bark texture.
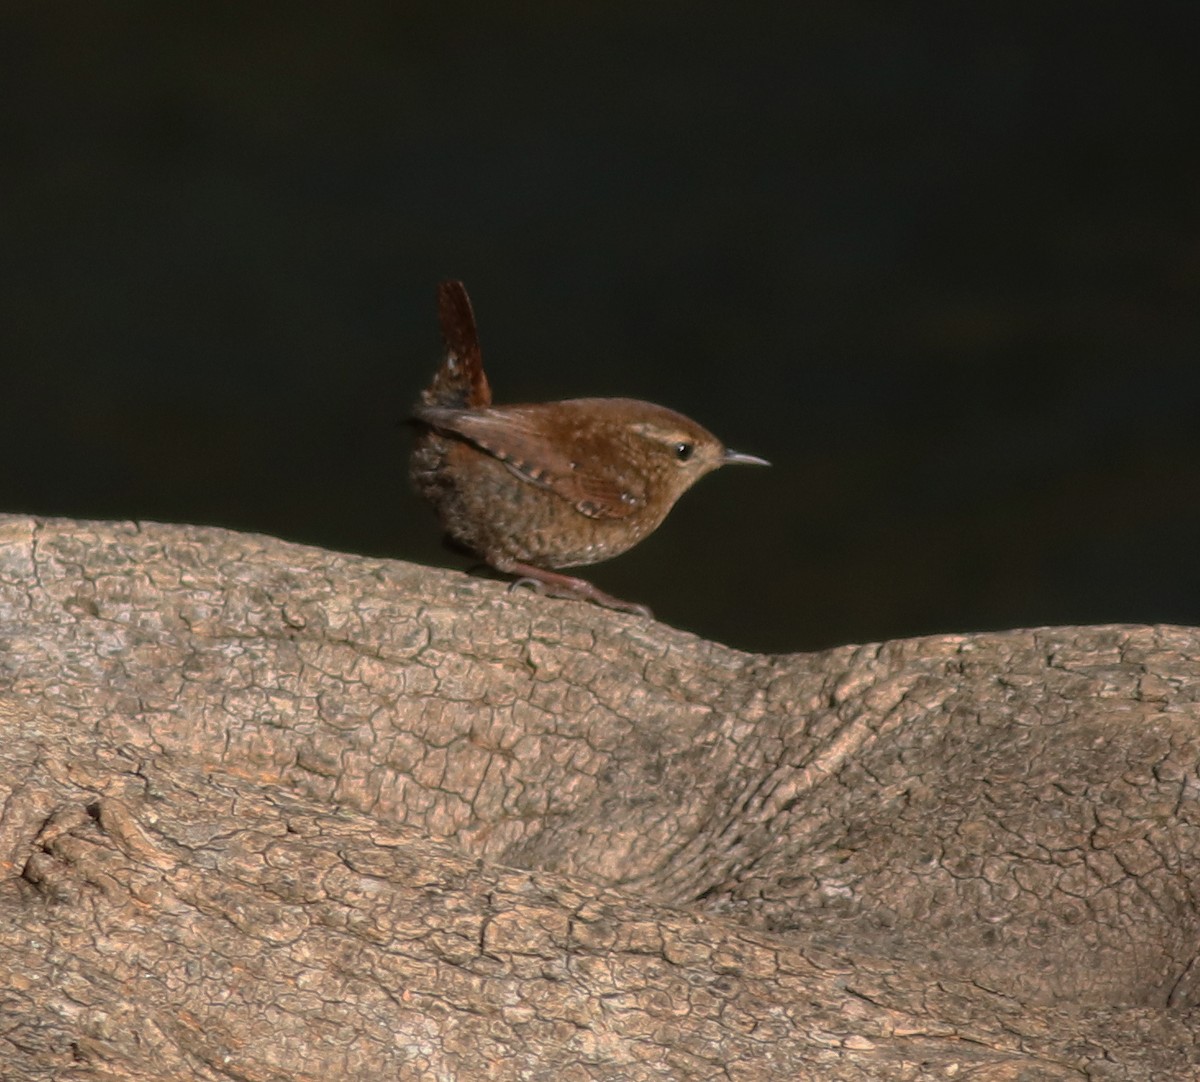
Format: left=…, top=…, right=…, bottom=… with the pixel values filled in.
left=0, top=515, right=1197, bottom=1080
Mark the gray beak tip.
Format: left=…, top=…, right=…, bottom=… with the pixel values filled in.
left=723, top=449, right=771, bottom=467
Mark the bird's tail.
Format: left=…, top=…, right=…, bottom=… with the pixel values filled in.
left=419, top=280, right=492, bottom=410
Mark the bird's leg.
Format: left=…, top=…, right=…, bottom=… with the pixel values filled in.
left=502, top=560, right=653, bottom=619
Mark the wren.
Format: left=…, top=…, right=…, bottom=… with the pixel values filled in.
left=409, top=281, right=769, bottom=616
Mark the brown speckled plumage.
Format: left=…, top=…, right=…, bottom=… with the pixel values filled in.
left=409, top=281, right=768, bottom=615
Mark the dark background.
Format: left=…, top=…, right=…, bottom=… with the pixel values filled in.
left=3, top=3, right=1198, bottom=654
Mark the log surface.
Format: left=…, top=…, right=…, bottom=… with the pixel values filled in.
left=0, top=515, right=1197, bottom=1079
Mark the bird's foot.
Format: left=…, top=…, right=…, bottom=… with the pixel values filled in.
left=504, top=562, right=653, bottom=618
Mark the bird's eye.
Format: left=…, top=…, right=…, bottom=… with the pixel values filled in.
left=673, top=441, right=694, bottom=462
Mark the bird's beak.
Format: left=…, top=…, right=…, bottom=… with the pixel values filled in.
left=723, top=449, right=771, bottom=467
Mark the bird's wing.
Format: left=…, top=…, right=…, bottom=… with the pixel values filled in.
left=412, top=405, right=647, bottom=519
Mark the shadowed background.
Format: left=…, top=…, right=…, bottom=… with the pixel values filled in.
left=2, top=2, right=1198, bottom=653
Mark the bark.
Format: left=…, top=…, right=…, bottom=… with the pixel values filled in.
left=0, top=514, right=1197, bottom=1080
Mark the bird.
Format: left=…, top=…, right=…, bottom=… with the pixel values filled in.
left=409, top=281, right=768, bottom=616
